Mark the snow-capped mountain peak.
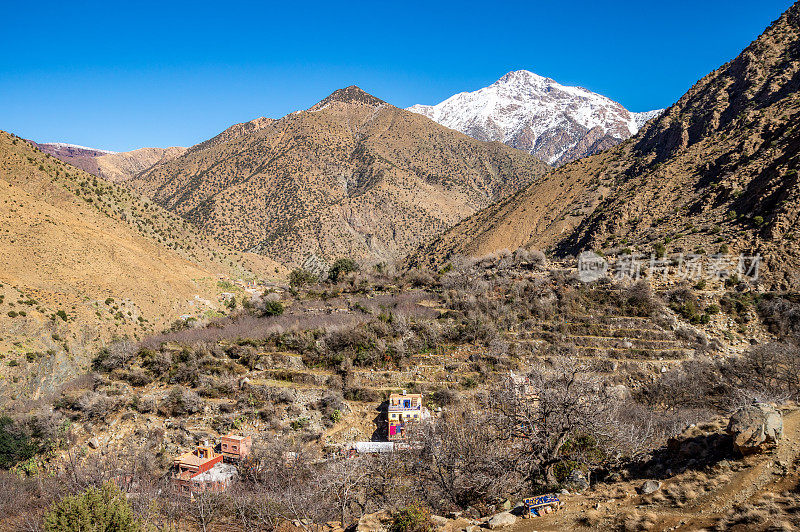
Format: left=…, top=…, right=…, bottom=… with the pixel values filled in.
left=407, top=70, right=663, bottom=165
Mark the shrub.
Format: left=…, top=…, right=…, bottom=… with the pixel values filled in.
left=289, top=268, right=317, bottom=287
left=44, top=483, right=140, bottom=532
left=0, top=416, right=40, bottom=469
left=389, top=504, right=433, bottom=532
left=261, top=300, right=284, bottom=317
left=158, top=387, right=203, bottom=417
left=328, top=258, right=358, bottom=282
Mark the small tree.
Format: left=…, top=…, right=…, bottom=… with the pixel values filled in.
left=261, top=300, right=284, bottom=317
left=389, top=504, right=433, bottom=532
left=328, top=258, right=359, bottom=283
left=44, top=483, right=140, bottom=532
left=289, top=268, right=317, bottom=287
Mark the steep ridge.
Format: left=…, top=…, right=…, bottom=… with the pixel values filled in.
left=412, top=2, right=800, bottom=290
left=0, top=130, right=282, bottom=399
left=408, top=70, right=662, bottom=165
left=93, top=146, right=187, bottom=182
left=31, top=141, right=186, bottom=182
left=127, top=86, right=550, bottom=265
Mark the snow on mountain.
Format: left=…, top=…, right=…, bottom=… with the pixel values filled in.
left=407, top=70, right=662, bottom=165
left=40, top=142, right=117, bottom=154
left=632, top=109, right=665, bottom=130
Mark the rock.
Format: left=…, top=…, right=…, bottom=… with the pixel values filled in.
left=87, top=437, right=100, bottom=449
left=431, top=515, right=449, bottom=527
left=566, top=469, right=589, bottom=492
left=608, top=384, right=630, bottom=400
left=560, top=489, right=570, bottom=495
left=500, top=499, right=512, bottom=511
left=355, top=510, right=392, bottom=532
left=640, top=480, right=662, bottom=495
left=487, top=512, right=517, bottom=529
left=727, top=402, right=783, bottom=454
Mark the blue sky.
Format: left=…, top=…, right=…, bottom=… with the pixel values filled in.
left=0, top=0, right=794, bottom=152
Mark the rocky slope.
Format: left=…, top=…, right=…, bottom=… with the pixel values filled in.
left=407, top=70, right=662, bottom=165
left=0, top=130, right=282, bottom=400
left=125, top=86, right=550, bottom=265
left=411, top=2, right=800, bottom=290
left=30, top=141, right=186, bottom=182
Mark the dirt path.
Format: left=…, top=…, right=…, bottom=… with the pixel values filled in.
left=509, top=409, right=800, bottom=531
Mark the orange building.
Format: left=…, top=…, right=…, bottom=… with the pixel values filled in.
left=172, top=444, right=227, bottom=494
left=221, top=434, right=252, bottom=462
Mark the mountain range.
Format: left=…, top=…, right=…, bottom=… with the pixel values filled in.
left=30, top=140, right=186, bottom=183
left=0, top=131, right=282, bottom=398
left=412, top=1, right=800, bottom=290
left=408, top=70, right=662, bottom=165
left=119, top=86, right=549, bottom=265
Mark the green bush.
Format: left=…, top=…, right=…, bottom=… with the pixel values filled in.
left=0, top=416, right=40, bottom=469
left=44, top=483, right=141, bottom=532
left=289, top=268, right=317, bottom=287
left=261, top=300, right=284, bottom=317
left=328, top=258, right=358, bottom=282
left=389, top=504, right=434, bottom=532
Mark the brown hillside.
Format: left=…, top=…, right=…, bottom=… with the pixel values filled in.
left=30, top=141, right=187, bottom=183
left=93, top=146, right=187, bottom=182
left=0, top=130, right=282, bottom=400
left=413, top=2, right=800, bottom=290
left=127, top=87, right=550, bottom=265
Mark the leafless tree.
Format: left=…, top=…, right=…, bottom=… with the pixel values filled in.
left=183, top=490, right=228, bottom=532
left=412, top=404, right=521, bottom=509
left=322, top=456, right=369, bottom=525
left=490, top=359, right=616, bottom=486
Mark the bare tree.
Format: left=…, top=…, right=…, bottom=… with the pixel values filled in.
left=412, top=404, right=521, bottom=510
left=490, top=360, right=616, bottom=486
left=183, top=490, right=228, bottom=532
left=322, top=456, right=369, bottom=525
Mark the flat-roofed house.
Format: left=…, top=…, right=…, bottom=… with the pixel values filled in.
left=387, top=390, right=424, bottom=440
left=172, top=444, right=227, bottom=494
left=221, top=434, right=252, bottom=462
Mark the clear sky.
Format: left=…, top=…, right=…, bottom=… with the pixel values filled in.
left=0, top=0, right=794, bottom=152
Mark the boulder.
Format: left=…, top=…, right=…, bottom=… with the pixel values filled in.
left=355, top=510, right=392, bottom=532
left=640, top=480, right=661, bottom=495
left=726, top=403, right=783, bottom=454
left=431, top=515, right=449, bottom=527
left=487, top=512, right=517, bottom=529
left=566, top=469, right=589, bottom=492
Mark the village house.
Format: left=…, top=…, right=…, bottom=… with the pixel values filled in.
left=172, top=442, right=235, bottom=494
left=387, top=390, right=425, bottom=440
left=220, top=433, right=252, bottom=462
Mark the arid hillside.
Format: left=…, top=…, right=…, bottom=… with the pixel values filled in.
left=30, top=141, right=186, bottom=183
left=412, top=2, right=800, bottom=290
left=93, top=146, right=188, bottom=182
left=126, top=86, right=550, bottom=265
left=0, top=130, right=283, bottom=400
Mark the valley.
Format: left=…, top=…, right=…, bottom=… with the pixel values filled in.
left=2, top=2, right=800, bottom=531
